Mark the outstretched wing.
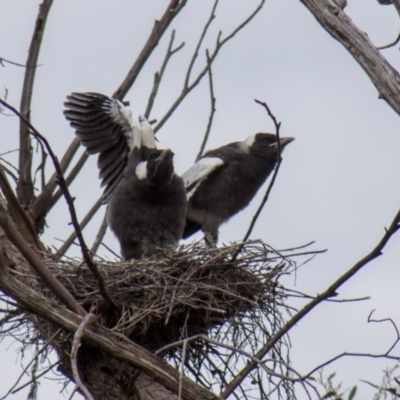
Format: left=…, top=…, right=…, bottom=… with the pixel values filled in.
left=181, top=156, right=225, bottom=200
left=64, top=92, right=141, bottom=203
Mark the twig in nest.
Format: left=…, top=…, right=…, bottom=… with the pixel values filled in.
left=71, top=312, right=98, bottom=400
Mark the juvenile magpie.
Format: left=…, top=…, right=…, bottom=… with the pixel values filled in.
left=64, top=92, right=186, bottom=259
left=181, top=133, right=294, bottom=244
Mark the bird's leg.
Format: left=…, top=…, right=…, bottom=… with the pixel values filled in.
left=202, top=214, right=219, bottom=247
left=204, top=231, right=217, bottom=247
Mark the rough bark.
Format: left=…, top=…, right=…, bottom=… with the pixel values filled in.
left=300, top=0, right=400, bottom=118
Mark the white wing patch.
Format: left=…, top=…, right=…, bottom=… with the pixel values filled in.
left=110, top=99, right=141, bottom=150
left=135, top=161, right=148, bottom=180
left=139, top=115, right=156, bottom=149
left=182, top=157, right=224, bottom=200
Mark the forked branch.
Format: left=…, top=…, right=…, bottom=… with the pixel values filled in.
left=222, top=206, right=400, bottom=398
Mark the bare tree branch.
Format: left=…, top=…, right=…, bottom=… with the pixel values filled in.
left=55, top=196, right=103, bottom=259
left=0, top=57, right=40, bottom=69
left=17, top=0, right=54, bottom=206
left=0, top=203, right=85, bottom=316
left=71, top=313, right=97, bottom=400
left=154, top=0, right=265, bottom=134
left=0, top=163, right=41, bottom=250
left=90, top=214, right=108, bottom=256
left=221, top=206, right=400, bottom=398
left=113, top=0, right=188, bottom=100
left=145, top=30, right=185, bottom=119
left=184, top=0, right=218, bottom=89
left=0, top=99, right=112, bottom=310
left=241, top=100, right=283, bottom=243
left=47, top=150, right=89, bottom=212
left=196, top=50, right=216, bottom=161
left=0, top=329, right=60, bottom=400
left=30, top=138, right=83, bottom=226
left=300, top=0, right=400, bottom=118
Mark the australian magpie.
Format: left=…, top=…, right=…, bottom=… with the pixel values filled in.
left=64, top=92, right=186, bottom=259
left=181, top=133, right=294, bottom=244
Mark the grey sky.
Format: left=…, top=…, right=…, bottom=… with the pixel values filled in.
left=1, top=0, right=400, bottom=398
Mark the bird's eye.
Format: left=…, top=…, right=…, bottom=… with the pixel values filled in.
left=149, top=153, right=158, bottom=160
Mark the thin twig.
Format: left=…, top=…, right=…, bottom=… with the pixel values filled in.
left=55, top=196, right=103, bottom=259
left=368, top=310, right=400, bottom=355
left=71, top=313, right=97, bottom=400
left=90, top=213, right=108, bottom=256
left=196, top=50, right=216, bottom=161
left=221, top=207, right=400, bottom=398
left=155, top=0, right=266, bottom=133
left=48, top=150, right=89, bottom=212
left=113, top=0, right=188, bottom=100
left=145, top=30, right=185, bottom=119
left=17, top=0, right=54, bottom=207
left=241, top=99, right=282, bottom=243
left=377, top=29, right=400, bottom=50
left=30, top=137, right=83, bottom=224
left=0, top=57, right=40, bottom=68
left=0, top=329, right=61, bottom=400
left=184, top=0, right=218, bottom=89
left=11, top=362, right=59, bottom=396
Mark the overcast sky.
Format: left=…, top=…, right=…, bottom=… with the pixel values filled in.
left=1, top=0, right=400, bottom=398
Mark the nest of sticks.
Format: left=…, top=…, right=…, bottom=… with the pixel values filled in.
left=6, top=240, right=314, bottom=395
left=45, top=241, right=290, bottom=353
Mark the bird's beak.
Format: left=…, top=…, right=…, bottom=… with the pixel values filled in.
left=279, top=137, right=295, bottom=148
left=157, top=149, right=173, bottom=164
left=154, top=149, right=174, bottom=182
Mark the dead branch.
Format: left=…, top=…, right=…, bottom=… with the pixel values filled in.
left=17, top=0, right=54, bottom=207
left=71, top=313, right=96, bottom=400
left=154, top=0, right=266, bottom=134
left=241, top=99, right=283, bottom=243
left=90, top=213, right=108, bottom=256
left=0, top=202, right=85, bottom=316
left=113, top=0, right=188, bottom=100
left=196, top=50, right=216, bottom=161
left=0, top=98, right=113, bottom=310
left=145, top=30, right=185, bottom=119
left=54, top=196, right=103, bottom=259
left=221, top=206, right=400, bottom=398
left=0, top=57, right=40, bottom=68
left=300, top=0, right=400, bottom=118
left=30, top=137, right=82, bottom=227
left=47, top=150, right=89, bottom=213
left=0, top=329, right=60, bottom=400
left=0, top=164, right=41, bottom=250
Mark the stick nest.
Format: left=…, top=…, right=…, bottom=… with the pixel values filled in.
left=46, top=241, right=290, bottom=352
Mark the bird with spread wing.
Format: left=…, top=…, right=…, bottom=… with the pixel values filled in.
left=64, top=92, right=186, bottom=260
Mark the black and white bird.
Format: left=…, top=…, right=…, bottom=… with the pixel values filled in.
left=64, top=92, right=186, bottom=259
left=181, top=133, right=294, bottom=244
